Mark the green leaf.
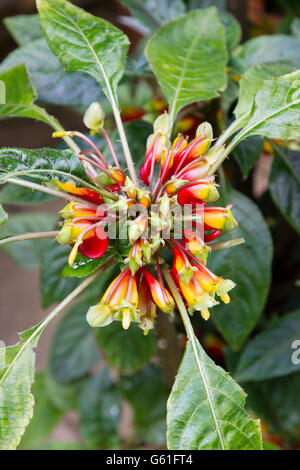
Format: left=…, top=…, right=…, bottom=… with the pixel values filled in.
left=79, top=367, right=121, bottom=449
left=167, top=338, right=262, bottom=450
left=4, top=14, right=43, bottom=45
left=209, top=189, right=272, bottom=349
left=235, top=34, right=300, bottom=67
left=245, top=372, right=300, bottom=445
left=234, top=70, right=300, bottom=144
left=235, top=309, right=300, bottom=382
left=0, top=38, right=102, bottom=109
left=40, top=242, right=80, bottom=307
left=145, top=8, right=228, bottom=122
left=95, top=322, right=156, bottom=373
left=0, top=204, right=8, bottom=225
left=233, top=136, right=263, bottom=178
left=0, top=64, right=61, bottom=128
left=119, top=0, right=186, bottom=32
left=62, top=247, right=115, bottom=279
left=120, top=365, right=168, bottom=445
left=37, top=0, right=129, bottom=105
left=0, top=182, right=53, bottom=205
left=0, top=323, right=43, bottom=450
left=269, top=145, right=300, bottom=234
left=219, top=11, right=241, bottom=51
left=235, top=62, right=297, bottom=121
left=49, top=299, right=101, bottom=383
left=18, top=373, right=62, bottom=450
left=0, top=212, right=57, bottom=270
left=0, top=147, right=87, bottom=183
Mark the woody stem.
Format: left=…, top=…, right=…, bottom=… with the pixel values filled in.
left=0, top=231, right=59, bottom=246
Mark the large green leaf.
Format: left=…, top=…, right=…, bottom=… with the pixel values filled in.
left=235, top=309, right=300, bottom=382
left=18, top=372, right=62, bottom=450
left=0, top=38, right=102, bottom=109
left=233, top=136, right=263, bottom=178
left=269, top=145, right=300, bottom=234
left=145, top=8, right=227, bottom=122
left=49, top=300, right=101, bottom=383
left=119, top=0, right=186, bottom=32
left=167, top=338, right=262, bottom=450
left=40, top=242, right=80, bottom=307
left=234, top=62, right=296, bottom=121
left=209, top=189, right=272, bottom=349
left=233, top=70, right=300, bottom=145
left=120, top=365, right=168, bottom=445
left=0, top=323, right=43, bottom=450
left=0, top=147, right=87, bottom=184
left=0, top=212, right=57, bottom=270
left=4, top=14, right=43, bottom=45
left=0, top=64, right=61, bottom=127
left=245, top=371, right=300, bottom=446
left=79, top=367, right=121, bottom=449
left=37, top=0, right=129, bottom=105
left=235, top=35, right=300, bottom=67
left=95, top=322, right=156, bottom=373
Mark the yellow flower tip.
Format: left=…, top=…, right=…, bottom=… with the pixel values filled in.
left=52, top=131, right=68, bottom=138
left=122, top=308, right=132, bottom=330
left=143, top=329, right=149, bottom=336
left=201, top=308, right=210, bottom=321
left=68, top=241, right=80, bottom=266
left=221, top=293, right=230, bottom=304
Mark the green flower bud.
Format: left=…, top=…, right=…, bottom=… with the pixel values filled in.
left=57, top=222, right=73, bottom=245
left=83, top=102, right=105, bottom=132
left=96, top=172, right=114, bottom=186
left=153, top=112, right=171, bottom=135
left=86, top=304, right=113, bottom=327
left=196, top=121, right=213, bottom=141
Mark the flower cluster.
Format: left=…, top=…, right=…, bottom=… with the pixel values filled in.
left=53, top=104, right=238, bottom=333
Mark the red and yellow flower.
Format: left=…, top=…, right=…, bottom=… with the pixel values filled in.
left=53, top=107, right=238, bottom=332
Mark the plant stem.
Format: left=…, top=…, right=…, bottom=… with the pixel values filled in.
left=5, top=177, right=97, bottom=205
left=215, top=112, right=248, bottom=148
left=210, top=238, right=245, bottom=251
left=162, top=265, right=194, bottom=340
left=0, top=231, right=59, bottom=246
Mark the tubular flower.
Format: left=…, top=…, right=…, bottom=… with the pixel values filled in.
left=177, top=178, right=220, bottom=205
left=52, top=111, right=239, bottom=332
left=142, top=269, right=175, bottom=314
left=182, top=228, right=211, bottom=265
left=87, top=267, right=140, bottom=329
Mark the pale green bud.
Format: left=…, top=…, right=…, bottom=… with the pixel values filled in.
left=86, top=304, right=113, bottom=327
left=196, top=121, right=213, bottom=140
left=83, top=102, right=105, bottom=132
left=153, top=113, right=171, bottom=135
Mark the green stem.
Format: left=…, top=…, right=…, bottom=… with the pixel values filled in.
left=0, top=231, right=59, bottom=246
left=162, top=265, right=194, bottom=340
left=215, top=112, right=249, bottom=148
left=4, top=172, right=118, bottom=201
left=5, top=177, right=97, bottom=205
